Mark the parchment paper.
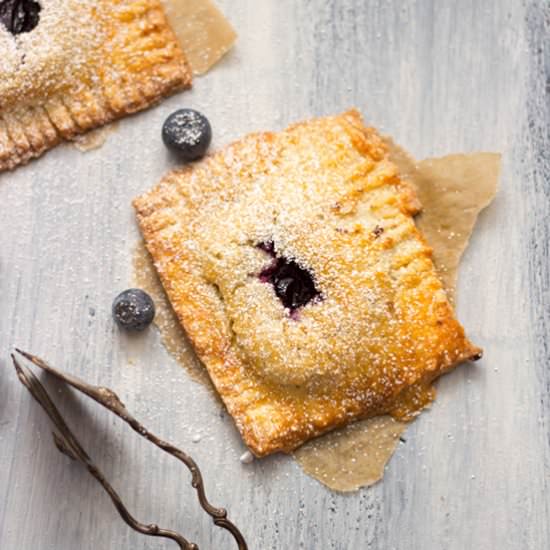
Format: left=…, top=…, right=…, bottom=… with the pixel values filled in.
left=162, top=0, right=237, bottom=75
left=132, top=148, right=500, bottom=492
left=388, top=143, right=501, bottom=300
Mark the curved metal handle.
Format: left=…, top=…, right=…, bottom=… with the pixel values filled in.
left=12, top=350, right=248, bottom=550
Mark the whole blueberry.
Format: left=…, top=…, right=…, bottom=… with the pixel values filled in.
left=112, top=289, right=155, bottom=331
left=162, top=109, right=212, bottom=161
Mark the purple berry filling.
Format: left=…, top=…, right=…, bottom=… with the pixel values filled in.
left=258, top=242, right=321, bottom=312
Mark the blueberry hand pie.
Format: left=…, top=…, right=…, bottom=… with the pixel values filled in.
left=134, top=110, right=481, bottom=456
left=0, top=0, right=191, bottom=172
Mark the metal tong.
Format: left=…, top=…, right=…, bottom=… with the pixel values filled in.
left=11, top=349, right=248, bottom=550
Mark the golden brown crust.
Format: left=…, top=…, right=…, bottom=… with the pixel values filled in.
left=0, top=0, right=191, bottom=172
left=134, top=110, right=481, bottom=456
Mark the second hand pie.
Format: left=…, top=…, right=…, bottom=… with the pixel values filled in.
left=0, top=0, right=191, bottom=172
left=134, top=110, right=481, bottom=457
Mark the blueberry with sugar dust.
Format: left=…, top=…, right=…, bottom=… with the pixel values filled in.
left=162, top=109, right=212, bottom=161
left=112, top=289, right=155, bottom=331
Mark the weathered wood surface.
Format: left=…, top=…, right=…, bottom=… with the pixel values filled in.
left=1, top=1, right=548, bottom=548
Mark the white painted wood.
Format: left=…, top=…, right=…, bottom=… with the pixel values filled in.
left=1, top=1, right=548, bottom=548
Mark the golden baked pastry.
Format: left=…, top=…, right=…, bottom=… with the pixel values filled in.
left=0, top=0, right=191, bottom=172
left=134, top=110, right=481, bottom=456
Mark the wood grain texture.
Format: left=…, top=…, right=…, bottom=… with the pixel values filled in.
left=0, top=1, right=548, bottom=549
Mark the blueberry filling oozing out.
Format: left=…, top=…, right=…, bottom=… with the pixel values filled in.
left=258, top=242, right=321, bottom=312
left=0, top=0, right=41, bottom=35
